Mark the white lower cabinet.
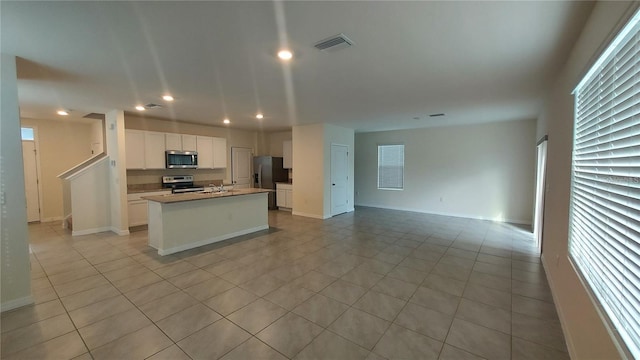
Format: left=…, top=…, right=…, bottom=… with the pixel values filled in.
left=128, top=200, right=148, bottom=227
left=276, top=183, right=292, bottom=209
left=127, top=190, right=170, bottom=226
left=276, top=189, right=286, bottom=207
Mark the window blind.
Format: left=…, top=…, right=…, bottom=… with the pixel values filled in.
left=378, top=145, right=404, bottom=189
left=569, top=9, right=640, bottom=358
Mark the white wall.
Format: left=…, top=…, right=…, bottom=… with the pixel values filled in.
left=292, top=124, right=325, bottom=218
left=21, top=118, right=94, bottom=221
left=355, top=120, right=536, bottom=224
left=268, top=131, right=292, bottom=157
left=106, top=110, right=129, bottom=235
left=0, top=54, right=32, bottom=311
left=90, top=120, right=104, bottom=155
left=68, top=158, right=111, bottom=235
left=536, top=2, right=638, bottom=358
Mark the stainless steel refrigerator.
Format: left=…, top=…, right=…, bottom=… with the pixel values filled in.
left=253, top=156, right=289, bottom=209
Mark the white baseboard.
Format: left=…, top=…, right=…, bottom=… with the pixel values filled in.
left=72, top=226, right=111, bottom=236
left=540, top=254, right=577, bottom=360
left=157, top=225, right=269, bottom=256
left=1, top=295, right=34, bottom=313
left=292, top=211, right=330, bottom=219
left=40, top=216, right=63, bottom=223
left=61, top=214, right=71, bottom=229
left=355, top=203, right=532, bottom=226
left=110, top=227, right=130, bottom=236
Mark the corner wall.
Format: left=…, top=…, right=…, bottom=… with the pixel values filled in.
left=536, top=2, right=638, bottom=358
left=292, top=124, right=325, bottom=218
left=105, top=110, right=128, bottom=235
left=1, top=54, right=32, bottom=311
left=355, top=120, right=536, bottom=224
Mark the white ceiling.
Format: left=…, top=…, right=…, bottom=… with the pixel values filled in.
left=2, top=1, right=594, bottom=132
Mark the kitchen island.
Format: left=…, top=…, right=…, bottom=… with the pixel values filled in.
left=143, top=188, right=271, bottom=255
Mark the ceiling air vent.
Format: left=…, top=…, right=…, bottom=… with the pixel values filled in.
left=314, top=33, right=354, bottom=52
left=83, top=113, right=105, bottom=120
left=429, top=113, right=446, bottom=118
left=144, top=103, right=163, bottom=109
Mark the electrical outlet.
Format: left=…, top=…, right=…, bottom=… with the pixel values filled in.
left=555, top=254, right=560, bottom=266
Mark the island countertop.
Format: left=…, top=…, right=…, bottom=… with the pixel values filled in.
left=142, top=188, right=272, bottom=204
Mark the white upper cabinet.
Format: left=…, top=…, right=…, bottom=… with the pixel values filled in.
left=144, top=132, right=166, bottom=169
left=126, top=130, right=227, bottom=170
left=196, top=136, right=214, bottom=169
left=165, top=133, right=182, bottom=150
left=165, top=133, right=197, bottom=152
left=213, top=137, right=227, bottom=169
left=125, top=130, right=145, bottom=169
left=182, top=135, right=197, bottom=152
left=283, top=140, right=292, bottom=169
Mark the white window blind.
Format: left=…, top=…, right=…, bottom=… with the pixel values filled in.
left=378, top=145, right=404, bottom=190
left=569, top=9, right=640, bottom=358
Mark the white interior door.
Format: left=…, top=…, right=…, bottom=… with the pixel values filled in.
left=22, top=140, right=41, bottom=222
left=331, top=144, right=349, bottom=216
left=232, top=147, right=252, bottom=189
left=534, top=139, right=548, bottom=252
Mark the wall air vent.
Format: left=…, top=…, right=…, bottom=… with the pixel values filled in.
left=82, top=113, right=105, bottom=120
left=429, top=113, right=446, bottom=118
left=313, top=33, right=354, bottom=52
left=144, top=103, right=163, bottom=109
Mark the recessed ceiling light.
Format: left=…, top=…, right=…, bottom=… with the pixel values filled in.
left=256, top=113, right=264, bottom=119
left=57, top=110, right=69, bottom=116
left=135, top=105, right=146, bottom=111
left=223, top=118, right=230, bottom=124
left=277, top=50, right=293, bottom=60
left=162, top=95, right=174, bottom=101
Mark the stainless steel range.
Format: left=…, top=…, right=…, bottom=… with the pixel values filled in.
left=162, top=175, right=204, bottom=194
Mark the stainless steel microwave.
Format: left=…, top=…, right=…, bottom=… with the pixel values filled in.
left=166, top=150, right=198, bottom=169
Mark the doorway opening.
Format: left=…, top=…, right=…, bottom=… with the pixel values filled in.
left=231, top=147, right=253, bottom=189
left=533, top=136, right=548, bottom=252
left=21, top=127, right=42, bottom=223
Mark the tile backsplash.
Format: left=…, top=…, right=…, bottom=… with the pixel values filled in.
left=127, top=169, right=226, bottom=186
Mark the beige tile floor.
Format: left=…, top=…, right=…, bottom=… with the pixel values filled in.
left=1, top=207, right=569, bottom=360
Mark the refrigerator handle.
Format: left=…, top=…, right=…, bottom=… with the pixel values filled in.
left=257, top=164, right=263, bottom=189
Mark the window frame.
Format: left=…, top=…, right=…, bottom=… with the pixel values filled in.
left=377, top=144, right=404, bottom=191
left=568, top=8, right=640, bottom=359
